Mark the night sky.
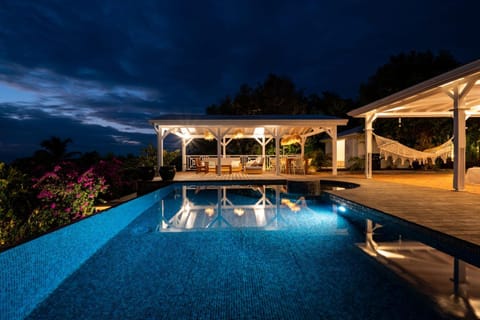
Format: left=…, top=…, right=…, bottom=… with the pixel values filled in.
left=1, top=0, right=479, bottom=162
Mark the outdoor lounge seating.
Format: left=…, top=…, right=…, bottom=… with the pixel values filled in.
left=195, top=158, right=209, bottom=173
left=229, top=158, right=243, bottom=172
left=208, top=157, right=243, bottom=173
left=245, top=157, right=263, bottom=174
left=466, top=167, right=480, bottom=184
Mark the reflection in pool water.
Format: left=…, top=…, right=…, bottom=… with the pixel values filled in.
left=154, top=185, right=480, bottom=317
left=346, top=213, right=480, bottom=319
left=157, top=185, right=313, bottom=231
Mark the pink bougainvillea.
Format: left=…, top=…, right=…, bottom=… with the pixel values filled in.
left=31, top=162, right=109, bottom=230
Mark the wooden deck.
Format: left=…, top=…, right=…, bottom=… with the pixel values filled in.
left=162, top=170, right=286, bottom=182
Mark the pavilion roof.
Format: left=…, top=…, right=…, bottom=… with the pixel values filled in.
left=348, top=59, right=480, bottom=118
left=149, top=114, right=348, bottom=139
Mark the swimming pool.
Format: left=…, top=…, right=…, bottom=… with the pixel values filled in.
left=2, top=183, right=445, bottom=319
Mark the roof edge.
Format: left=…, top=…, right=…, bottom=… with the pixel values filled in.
left=348, top=58, right=480, bottom=117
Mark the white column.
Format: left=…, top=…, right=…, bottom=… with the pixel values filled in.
left=275, top=129, right=281, bottom=176
left=156, top=126, right=164, bottom=168
left=453, top=89, right=466, bottom=191
left=181, top=138, right=187, bottom=172
left=365, top=114, right=375, bottom=179
left=330, top=127, right=337, bottom=176
left=255, top=135, right=272, bottom=171
left=261, top=136, right=266, bottom=170
left=222, top=136, right=227, bottom=157
left=216, top=128, right=222, bottom=176
left=181, top=137, right=193, bottom=172
left=300, top=136, right=305, bottom=160
left=445, top=79, right=475, bottom=191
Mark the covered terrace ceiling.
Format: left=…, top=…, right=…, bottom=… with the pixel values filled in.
left=149, top=114, right=348, bottom=140
left=149, top=114, right=348, bottom=175
left=348, top=59, right=480, bottom=119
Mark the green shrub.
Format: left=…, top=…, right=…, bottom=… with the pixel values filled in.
left=0, top=163, right=35, bottom=248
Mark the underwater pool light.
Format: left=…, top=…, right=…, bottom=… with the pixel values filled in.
left=338, top=205, right=346, bottom=213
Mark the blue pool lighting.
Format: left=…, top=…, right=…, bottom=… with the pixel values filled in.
left=1, top=183, right=444, bottom=319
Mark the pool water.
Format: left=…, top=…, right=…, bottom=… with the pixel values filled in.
left=26, top=184, right=443, bottom=319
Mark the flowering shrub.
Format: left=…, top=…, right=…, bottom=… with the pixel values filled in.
left=29, top=163, right=109, bottom=232
left=92, top=158, right=134, bottom=200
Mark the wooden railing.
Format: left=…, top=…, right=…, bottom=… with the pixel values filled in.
left=185, top=154, right=306, bottom=172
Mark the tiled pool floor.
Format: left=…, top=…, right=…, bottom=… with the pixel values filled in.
left=27, top=203, right=444, bottom=319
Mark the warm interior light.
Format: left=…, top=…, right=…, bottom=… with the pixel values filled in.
left=470, top=104, right=480, bottom=112
left=253, top=127, right=264, bottom=137
left=281, top=134, right=301, bottom=146
left=180, top=128, right=191, bottom=138
left=234, top=208, right=245, bottom=216
left=389, top=106, right=406, bottom=112
left=232, top=129, right=244, bottom=139
left=204, top=131, right=214, bottom=140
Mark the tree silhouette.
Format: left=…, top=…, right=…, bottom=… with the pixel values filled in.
left=40, top=136, right=79, bottom=163
left=205, top=73, right=355, bottom=156
left=207, top=74, right=308, bottom=115
left=359, top=50, right=459, bottom=104
left=359, top=50, right=460, bottom=150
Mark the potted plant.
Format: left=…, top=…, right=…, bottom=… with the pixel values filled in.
left=159, top=150, right=180, bottom=181
left=138, top=144, right=157, bottom=181
left=159, top=165, right=176, bottom=181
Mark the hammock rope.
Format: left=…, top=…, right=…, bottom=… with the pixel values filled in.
left=373, top=133, right=453, bottom=165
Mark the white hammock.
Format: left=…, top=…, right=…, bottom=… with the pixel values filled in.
left=373, top=133, right=453, bottom=165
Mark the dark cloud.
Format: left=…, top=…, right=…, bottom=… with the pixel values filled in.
left=0, top=0, right=479, bottom=162
left=0, top=105, right=158, bottom=162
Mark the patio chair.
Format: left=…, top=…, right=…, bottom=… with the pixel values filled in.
left=280, top=158, right=287, bottom=173
left=292, top=158, right=306, bottom=175
left=195, top=158, right=209, bottom=173
left=269, top=158, right=284, bottom=173
left=245, top=157, right=264, bottom=174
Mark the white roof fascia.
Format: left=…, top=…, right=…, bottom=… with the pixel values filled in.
left=348, top=59, right=480, bottom=118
